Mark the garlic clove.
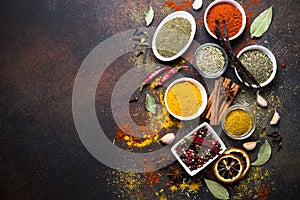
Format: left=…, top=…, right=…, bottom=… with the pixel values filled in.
left=243, top=141, right=260, bottom=151
left=256, top=91, right=268, bottom=108
left=270, top=110, right=280, bottom=125
left=192, top=0, right=203, bottom=10
left=159, top=133, right=175, bottom=145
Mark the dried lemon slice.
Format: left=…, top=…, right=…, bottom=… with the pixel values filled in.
left=213, top=154, right=244, bottom=183
left=224, top=147, right=251, bottom=178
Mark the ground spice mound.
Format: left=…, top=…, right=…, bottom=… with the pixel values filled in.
left=166, top=81, right=202, bottom=117
left=206, top=2, right=243, bottom=38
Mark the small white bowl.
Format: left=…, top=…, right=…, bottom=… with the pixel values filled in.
left=152, top=11, right=196, bottom=62
left=236, top=45, right=277, bottom=88
left=171, top=122, right=226, bottom=176
left=204, top=0, right=246, bottom=40
left=164, top=78, right=207, bottom=121
left=194, top=43, right=228, bottom=78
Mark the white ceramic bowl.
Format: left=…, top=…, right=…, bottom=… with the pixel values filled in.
left=152, top=11, right=196, bottom=61
left=221, top=104, right=256, bottom=140
left=171, top=122, right=226, bottom=176
left=204, top=0, right=246, bottom=40
left=236, top=45, right=277, bottom=88
left=164, top=78, right=207, bottom=121
left=194, top=42, right=228, bottom=78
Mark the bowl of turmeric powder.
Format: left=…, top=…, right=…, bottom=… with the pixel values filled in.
left=221, top=104, right=256, bottom=140
left=204, top=0, right=246, bottom=40
left=164, top=78, right=207, bottom=121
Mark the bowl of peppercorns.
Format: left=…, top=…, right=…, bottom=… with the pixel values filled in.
left=171, top=122, right=226, bottom=176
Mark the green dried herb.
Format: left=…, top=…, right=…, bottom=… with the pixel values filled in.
left=204, top=179, right=229, bottom=200
left=251, top=140, right=272, bottom=166
left=250, top=6, right=273, bottom=38
left=156, top=17, right=192, bottom=58
left=195, top=45, right=225, bottom=76
left=145, top=6, right=154, bottom=26
left=145, top=93, right=156, bottom=114
left=239, top=49, right=273, bottom=84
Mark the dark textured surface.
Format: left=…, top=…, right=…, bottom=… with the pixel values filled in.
left=0, top=0, right=299, bottom=199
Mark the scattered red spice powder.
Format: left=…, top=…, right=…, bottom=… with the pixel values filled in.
left=163, top=0, right=193, bottom=11
left=234, top=2, right=258, bottom=54
left=256, top=185, right=270, bottom=200
left=142, top=165, right=161, bottom=187
left=250, top=0, right=262, bottom=5
left=206, top=2, right=243, bottom=38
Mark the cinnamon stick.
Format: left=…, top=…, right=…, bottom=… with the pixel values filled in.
left=201, top=77, right=240, bottom=124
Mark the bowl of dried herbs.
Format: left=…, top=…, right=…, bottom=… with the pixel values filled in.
left=194, top=43, right=228, bottom=78
left=152, top=11, right=196, bottom=62
left=236, top=45, right=277, bottom=88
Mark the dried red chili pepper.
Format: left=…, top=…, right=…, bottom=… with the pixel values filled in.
left=139, top=66, right=172, bottom=91
left=154, top=66, right=182, bottom=87
left=192, top=135, right=220, bottom=155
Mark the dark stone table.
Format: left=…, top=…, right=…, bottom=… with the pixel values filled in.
left=1, top=0, right=299, bottom=199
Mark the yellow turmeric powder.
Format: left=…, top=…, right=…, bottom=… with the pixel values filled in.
left=224, top=109, right=252, bottom=136
left=166, top=81, right=202, bottom=117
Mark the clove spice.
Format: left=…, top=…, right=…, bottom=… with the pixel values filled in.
left=267, top=130, right=282, bottom=152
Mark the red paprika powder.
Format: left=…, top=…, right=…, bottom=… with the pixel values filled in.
left=206, top=2, right=243, bottom=38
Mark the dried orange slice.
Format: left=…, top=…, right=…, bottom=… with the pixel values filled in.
left=213, top=154, right=244, bottom=183
left=224, top=147, right=250, bottom=178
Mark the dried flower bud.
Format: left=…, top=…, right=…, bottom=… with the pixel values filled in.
left=243, top=141, right=260, bottom=151
left=270, top=110, right=280, bottom=125
left=256, top=91, right=268, bottom=108
left=192, top=0, right=203, bottom=10
left=159, top=133, right=175, bottom=145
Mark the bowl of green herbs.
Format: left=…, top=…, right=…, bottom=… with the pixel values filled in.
left=236, top=45, right=277, bottom=88
left=152, top=11, right=196, bottom=62
left=194, top=43, right=228, bottom=78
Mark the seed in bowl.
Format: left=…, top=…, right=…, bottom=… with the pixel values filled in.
left=175, top=126, right=223, bottom=171
left=195, top=44, right=226, bottom=77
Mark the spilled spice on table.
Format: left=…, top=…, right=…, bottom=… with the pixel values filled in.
left=232, top=167, right=275, bottom=200
left=234, top=1, right=259, bottom=54
left=105, top=170, right=145, bottom=199
left=163, top=0, right=194, bottom=11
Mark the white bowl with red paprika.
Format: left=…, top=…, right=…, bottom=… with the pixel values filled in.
left=204, top=0, right=246, bottom=40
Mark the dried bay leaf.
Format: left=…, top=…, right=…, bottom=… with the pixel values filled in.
left=251, top=140, right=272, bottom=166
left=145, top=93, right=156, bottom=114
left=250, top=6, right=273, bottom=38
left=145, top=6, right=154, bottom=26
left=204, top=179, right=229, bottom=200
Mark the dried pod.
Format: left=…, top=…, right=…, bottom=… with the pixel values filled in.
left=159, top=133, right=175, bottom=145
left=256, top=91, right=268, bottom=108
left=243, top=141, right=260, bottom=151
left=192, top=0, right=203, bottom=10
left=270, top=110, right=280, bottom=125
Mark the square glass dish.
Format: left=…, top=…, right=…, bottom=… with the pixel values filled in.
left=171, top=122, right=226, bottom=176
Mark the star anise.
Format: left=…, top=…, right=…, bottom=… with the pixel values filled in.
left=168, top=163, right=184, bottom=181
